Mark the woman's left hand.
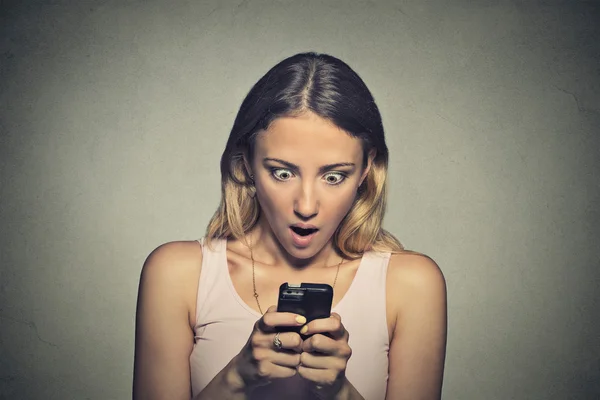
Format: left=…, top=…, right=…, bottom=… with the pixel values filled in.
left=297, top=313, right=353, bottom=398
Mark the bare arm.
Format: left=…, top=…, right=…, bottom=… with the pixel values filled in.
left=385, top=253, right=448, bottom=400
left=133, top=241, right=201, bottom=399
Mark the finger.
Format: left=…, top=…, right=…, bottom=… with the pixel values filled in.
left=272, top=332, right=304, bottom=353
left=296, top=365, right=338, bottom=386
left=300, top=313, right=347, bottom=340
left=257, top=309, right=307, bottom=333
left=254, top=362, right=298, bottom=380
left=266, top=305, right=277, bottom=313
left=301, top=333, right=340, bottom=355
left=272, top=351, right=302, bottom=368
left=276, top=332, right=304, bottom=353
left=253, top=346, right=302, bottom=368
left=256, top=306, right=277, bottom=332
left=299, top=351, right=347, bottom=370
left=328, top=313, right=347, bottom=340
left=251, top=331, right=303, bottom=353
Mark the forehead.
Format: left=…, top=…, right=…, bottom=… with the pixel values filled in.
left=255, top=113, right=363, bottom=161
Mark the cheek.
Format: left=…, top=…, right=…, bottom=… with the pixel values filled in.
left=255, top=182, right=290, bottom=215
left=323, top=186, right=359, bottom=219
left=331, top=188, right=356, bottom=217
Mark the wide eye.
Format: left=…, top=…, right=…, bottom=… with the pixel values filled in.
left=323, top=172, right=346, bottom=185
left=272, top=168, right=294, bottom=181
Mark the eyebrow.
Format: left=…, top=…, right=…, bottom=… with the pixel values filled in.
left=263, top=157, right=356, bottom=174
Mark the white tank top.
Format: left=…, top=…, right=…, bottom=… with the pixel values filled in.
left=190, top=238, right=390, bottom=399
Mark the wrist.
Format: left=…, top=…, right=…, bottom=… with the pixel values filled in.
left=223, top=355, right=247, bottom=393
left=333, top=377, right=363, bottom=400
left=332, top=379, right=350, bottom=400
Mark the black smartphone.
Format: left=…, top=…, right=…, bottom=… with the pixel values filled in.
left=276, top=282, right=333, bottom=333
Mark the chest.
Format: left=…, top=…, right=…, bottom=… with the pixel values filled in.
left=229, top=257, right=360, bottom=315
left=192, top=290, right=390, bottom=400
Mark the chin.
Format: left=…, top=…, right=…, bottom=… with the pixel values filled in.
left=279, top=230, right=331, bottom=260
left=289, top=245, right=320, bottom=259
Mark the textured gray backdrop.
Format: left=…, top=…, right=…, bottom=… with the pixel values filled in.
left=1, top=1, right=599, bottom=399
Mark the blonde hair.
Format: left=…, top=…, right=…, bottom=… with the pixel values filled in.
left=205, top=52, right=405, bottom=257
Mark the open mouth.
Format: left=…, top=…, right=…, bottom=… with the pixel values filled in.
left=290, top=226, right=318, bottom=237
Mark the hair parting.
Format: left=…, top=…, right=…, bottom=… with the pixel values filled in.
left=205, top=52, right=404, bottom=256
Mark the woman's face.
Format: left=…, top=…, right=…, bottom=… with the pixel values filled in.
left=251, top=112, right=371, bottom=260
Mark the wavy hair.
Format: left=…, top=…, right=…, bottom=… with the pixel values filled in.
left=206, top=52, right=403, bottom=257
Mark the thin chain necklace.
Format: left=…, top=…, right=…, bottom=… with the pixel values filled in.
left=249, top=240, right=343, bottom=315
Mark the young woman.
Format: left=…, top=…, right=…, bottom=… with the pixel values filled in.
left=133, top=52, right=447, bottom=400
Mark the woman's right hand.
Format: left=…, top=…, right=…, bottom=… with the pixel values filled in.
left=233, top=305, right=306, bottom=391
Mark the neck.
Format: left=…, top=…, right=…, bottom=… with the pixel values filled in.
left=246, top=218, right=340, bottom=270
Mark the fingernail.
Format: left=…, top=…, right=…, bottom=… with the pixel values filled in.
left=296, top=315, right=306, bottom=324
left=300, top=325, right=308, bottom=334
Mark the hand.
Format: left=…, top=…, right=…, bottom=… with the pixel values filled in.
left=234, top=305, right=306, bottom=391
left=297, top=313, right=352, bottom=398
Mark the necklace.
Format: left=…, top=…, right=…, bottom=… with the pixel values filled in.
left=249, top=241, right=344, bottom=315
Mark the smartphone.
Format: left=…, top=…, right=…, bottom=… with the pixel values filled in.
left=276, top=282, right=333, bottom=333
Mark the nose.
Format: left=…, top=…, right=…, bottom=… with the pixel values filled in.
left=293, top=180, right=319, bottom=220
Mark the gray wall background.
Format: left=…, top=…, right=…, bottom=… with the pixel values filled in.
left=1, top=1, right=599, bottom=399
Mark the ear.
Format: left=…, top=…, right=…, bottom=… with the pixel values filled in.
left=359, top=149, right=376, bottom=186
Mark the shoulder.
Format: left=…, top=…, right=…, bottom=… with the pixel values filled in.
left=385, top=251, right=447, bottom=333
left=386, top=251, right=446, bottom=294
left=140, top=240, right=203, bottom=282
left=138, top=240, right=203, bottom=323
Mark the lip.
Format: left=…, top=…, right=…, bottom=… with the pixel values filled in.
left=290, top=223, right=319, bottom=230
left=289, top=226, right=318, bottom=248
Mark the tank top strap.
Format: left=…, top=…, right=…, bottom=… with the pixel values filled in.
left=351, top=250, right=391, bottom=295
left=195, top=237, right=228, bottom=326
left=334, top=250, right=391, bottom=345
